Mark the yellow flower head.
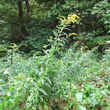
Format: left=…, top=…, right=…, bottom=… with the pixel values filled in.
left=58, top=14, right=79, bottom=24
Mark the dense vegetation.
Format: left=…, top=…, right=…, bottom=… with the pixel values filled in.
left=0, top=0, right=110, bottom=110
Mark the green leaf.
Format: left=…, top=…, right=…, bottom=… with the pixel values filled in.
left=39, top=88, right=47, bottom=95
left=38, top=105, right=42, bottom=110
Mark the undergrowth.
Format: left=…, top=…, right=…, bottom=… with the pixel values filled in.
left=0, top=45, right=110, bottom=110
left=0, top=14, right=110, bottom=110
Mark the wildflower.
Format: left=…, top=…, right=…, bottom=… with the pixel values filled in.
left=96, top=76, right=100, bottom=80
left=72, top=14, right=79, bottom=19
left=71, top=19, right=76, bottom=23
left=106, top=41, right=110, bottom=44
left=58, top=14, right=79, bottom=25
left=81, top=84, right=84, bottom=87
left=4, top=70, right=9, bottom=75
left=63, top=18, right=67, bottom=23
left=7, top=92, right=11, bottom=97
left=90, top=93, right=95, bottom=96
left=69, top=33, right=78, bottom=37
left=67, top=14, right=79, bottom=24
left=101, top=90, right=105, bottom=94
left=81, top=89, right=84, bottom=92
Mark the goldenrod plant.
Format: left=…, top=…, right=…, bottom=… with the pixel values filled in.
left=52, top=14, right=79, bottom=54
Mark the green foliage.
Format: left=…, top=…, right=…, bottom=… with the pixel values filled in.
left=18, top=21, right=53, bottom=55
left=0, top=44, right=8, bottom=57
left=0, top=15, right=110, bottom=109
left=92, top=1, right=110, bottom=33
left=1, top=1, right=110, bottom=110
left=0, top=43, right=110, bottom=109
left=0, top=0, right=110, bottom=55
left=86, top=35, right=110, bottom=49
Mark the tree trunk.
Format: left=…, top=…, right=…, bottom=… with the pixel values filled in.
left=76, top=24, right=82, bottom=35
left=25, top=0, right=30, bottom=36
left=18, top=0, right=26, bottom=40
left=25, top=0, right=30, bottom=19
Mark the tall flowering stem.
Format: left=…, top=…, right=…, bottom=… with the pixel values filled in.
left=53, top=14, right=79, bottom=48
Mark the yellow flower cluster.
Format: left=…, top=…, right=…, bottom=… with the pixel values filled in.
left=69, top=33, right=78, bottom=36
left=59, top=14, right=79, bottom=24
left=67, top=14, right=79, bottom=23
